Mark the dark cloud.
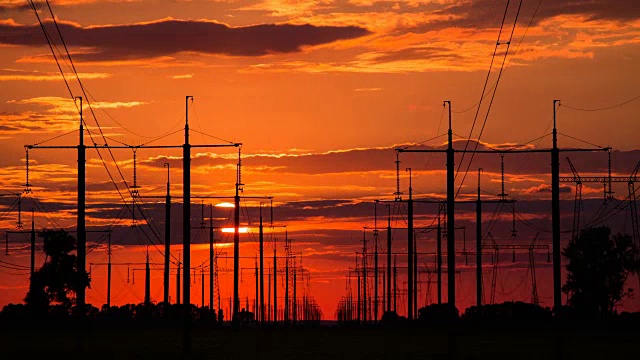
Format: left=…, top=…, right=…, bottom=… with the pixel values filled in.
left=143, top=142, right=640, bottom=177
left=0, top=19, right=370, bottom=60
left=403, top=0, right=640, bottom=34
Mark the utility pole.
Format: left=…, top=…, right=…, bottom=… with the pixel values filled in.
left=413, top=232, right=417, bottom=317
left=356, top=257, right=360, bottom=322
left=183, top=95, right=192, bottom=314
left=437, top=208, right=442, bottom=305
left=362, top=228, right=367, bottom=323
left=255, top=258, right=259, bottom=319
left=164, top=163, right=171, bottom=305
left=259, top=203, right=265, bottom=324
left=201, top=267, right=205, bottom=308
left=552, top=99, right=561, bottom=312
left=285, top=229, right=290, bottom=323
left=393, top=255, right=397, bottom=313
left=107, top=232, right=112, bottom=308
left=182, top=95, right=193, bottom=354
left=386, top=204, right=392, bottom=312
left=233, top=148, right=242, bottom=324
left=77, top=96, right=86, bottom=311
left=209, top=204, right=214, bottom=311
left=273, top=249, right=277, bottom=322
left=373, top=202, right=379, bottom=322
left=476, top=169, right=483, bottom=309
left=145, top=248, right=151, bottom=306
left=406, top=167, right=413, bottom=320
left=445, top=100, right=455, bottom=308
left=176, top=253, right=181, bottom=305
left=293, top=264, right=297, bottom=324
left=30, top=209, right=35, bottom=278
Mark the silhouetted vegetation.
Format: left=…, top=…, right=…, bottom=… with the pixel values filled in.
left=562, top=226, right=640, bottom=319
left=417, top=303, right=459, bottom=324
left=24, top=229, right=90, bottom=315
left=0, top=301, right=222, bottom=329
left=462, top=301, right=552, bottom=322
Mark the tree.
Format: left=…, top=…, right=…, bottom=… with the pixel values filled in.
left=562, top=226, right=639, bottom=317
left=24, top=230, right=90, bottom=312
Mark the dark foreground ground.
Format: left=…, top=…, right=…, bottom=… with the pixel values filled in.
left=1, top=323, right=638, bottom=359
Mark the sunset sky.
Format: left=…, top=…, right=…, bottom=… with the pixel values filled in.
left=1, top=0, right=639, bottom=319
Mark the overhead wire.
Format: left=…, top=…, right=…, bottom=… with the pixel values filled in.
left=455, top=0, right=524, bottom=199
left=455, top=0, right=514, bottom=182
left=31, top=1, right=180, bottom=264
left=561, top=95, right=640, bottom=112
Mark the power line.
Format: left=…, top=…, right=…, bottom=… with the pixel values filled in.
left=455, top=0, right=514, bottom=180
left=562, top=95, right=640, bottom=112
left=455, top=0, right=524, bottom=198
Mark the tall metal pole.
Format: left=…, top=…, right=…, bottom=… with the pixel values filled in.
left=285, top=230, right=289, bottom=323
left=382, top=270, right=386, bottom=314
left=209, top=204, right=214, bottom=311
left=386, top=204, right=392, bottom=312
left=445, top=100, right=456, bottom=308
left=393, top=255, right=397, bottom=313
left=255, top=259, right=259, bottom=318
left=30, top=209, right=35, bottom=278
left=164, top=163, right=171, bottom=305
left=145, top=248, right=151, bottom=306
left=476, top=169, right=483, bottom=309
left=176, top=254, right=181, bottom=305
left=293, top=265, right=297, bottom=324
left=437, top=211, right=442, bottom=305
left=201, top=267, right=205, bottom=308
left=233, top=149, right=241, bottom=323
left=413, top=232, right=417, bottom=316
left=362, top=229, right=367, bottom=323
left=407, top=167, right=413, bottom=320
left=552, top=100, right=561, bottom=311
left=374, top=202, right=379, bottom=322
left=259, top=204, right=265, bottom=324
left=183, top=95, right=193, bottom=311
left=107, top=232, right=111, bottom=308
left=357, top=257, right=361, bottom=323
left=77, top=96, right=86, bottom=310
left=273, top=249, right=277, bottom=322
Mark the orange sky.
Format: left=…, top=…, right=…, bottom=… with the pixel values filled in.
left=1, top=0, right=640, bottom=318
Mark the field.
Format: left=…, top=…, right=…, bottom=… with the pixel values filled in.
left=1, top=323, right=638, bottom=359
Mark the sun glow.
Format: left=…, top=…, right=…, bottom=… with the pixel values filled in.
left=221, top=227, right=249, bottom=233
left=215, top=202, right=235, bottom=208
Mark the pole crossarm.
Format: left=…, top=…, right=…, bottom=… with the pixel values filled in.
left=192, top=195, right=273, bottom=199
left=481, top=244, right=549, bottom=250
left=560, top=176, right=640, bottom=183
left=396, top=147, right=610, bottom=154
left=25, top=144, right=241, bottom=150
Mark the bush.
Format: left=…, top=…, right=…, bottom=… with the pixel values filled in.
left=417, top=304, right=459, bottom=324
left=462, top=301, right=552, bottom=322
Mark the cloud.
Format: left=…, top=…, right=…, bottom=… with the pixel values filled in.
left=0, top=96, right=147, bottom=135
left=0, top=0, right=141, bottom=11
left=0, top=68, right=111, bottom=82
left=171, top=74, right=193, bottom=79
left=0, top=18, right=370, bottom=61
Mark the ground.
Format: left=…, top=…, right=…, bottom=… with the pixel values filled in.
left=0, top=324, right=638, bottom=359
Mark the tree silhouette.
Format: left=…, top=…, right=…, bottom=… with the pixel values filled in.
left=562, top=226, right=640, bottom=317
left=24, top=230, right=90, bottom=312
